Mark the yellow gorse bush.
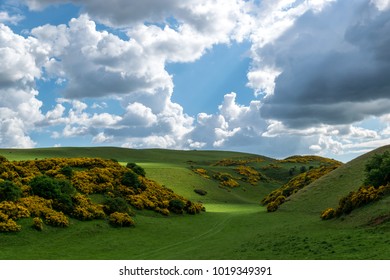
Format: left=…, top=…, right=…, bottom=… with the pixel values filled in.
left=109, top=212, right=135, bottom=227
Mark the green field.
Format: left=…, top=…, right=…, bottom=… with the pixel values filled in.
left=0, top=146, right=389, bottom=260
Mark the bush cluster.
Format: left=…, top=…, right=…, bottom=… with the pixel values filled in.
left=234, top=165, right=261, bottom=185
left=213, top=172, right=240, bottom=188
left=0, top=157, right=204, bottom=232
left=321, top=185, right=390, bottom=220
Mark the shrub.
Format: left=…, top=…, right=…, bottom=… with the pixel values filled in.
left=32, top=217, right=44, bottom=231
left=109, top=212, right=135, bottom=227
left=194, top=189, right=207, bottom=196
left=0, top=201, right=30, bottom=220
left=60, top=166, right=73, bottom=179
left=0, top=215, right=21, bottom=232
left=72, top=194, right=105, bottom=220
left=0, top=180, right=22, bottom=202
left=121, top=171, right=145, bottom=190
left=104, top=197, right=131, bottom=215
left=126, top=163, right=146, bottom=177
left=185, top=202, right=205, bottom=214
left=364, top=151, right=390, bottom=187
left=266, top=201, right=279, bottom=212
left=44, top=210, right=69, bottom=227
left=29, top=176, right=76, bottom=213
left=321, top=208, right=336, bottom=220
left=169, top=199, right=186, bottom=214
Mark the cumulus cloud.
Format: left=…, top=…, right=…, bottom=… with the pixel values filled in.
left=0, top=24, right=45, bottom=147
left=189, top=92, right=266, bottom=150
left=252, top=0, right=390, bottom=128
left=1, top=0, right=389, bottom=161
left=0, top=11, right=24, bottom=25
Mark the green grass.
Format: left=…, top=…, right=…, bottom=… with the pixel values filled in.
left=0, top=146, right=389, bottom=260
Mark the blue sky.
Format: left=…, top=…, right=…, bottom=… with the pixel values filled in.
left=1, top=0, right=390, bottom=162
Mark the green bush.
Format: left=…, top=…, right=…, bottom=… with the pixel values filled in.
left=364, top=151, right=390, bottom=187
left=194, top=189, right=207, bottom=196
left=0, top=181, right=22, bottom=202
left=60, top=166, right=73, bottom=179
left=126, top=163, right=146, bottom=177
left=29, top=176, right=76, bottom=213
left=169, top=199, right=186, bottom=214
left=104, top=197, right=132, bottom=215
left=121, top=171, right=145, bottom=190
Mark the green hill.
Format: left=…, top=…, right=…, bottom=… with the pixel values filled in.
left=0, top=146, right=389, bottom=260
left=282, top=145, right=390, bottom=225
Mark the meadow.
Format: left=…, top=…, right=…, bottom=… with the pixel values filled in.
left=0, top=147, right=389, bottom=259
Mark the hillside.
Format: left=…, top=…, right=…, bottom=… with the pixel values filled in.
left=281, top=145, right=390, bottom=225
left=0, top=146, right=389, bottom=260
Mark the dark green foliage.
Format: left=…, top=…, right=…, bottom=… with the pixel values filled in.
left=194, top=189, right=207, bottom=196
left=364, top=151, right=390, bottom=187
left=300, top=166, right=307, bottom=173
left=60, top=166, right=73, bottom=179
left=169, top=199, right=186, bottom=214
left=29, top=175, right=76, bottom=213
left=104, top=197, right=132, bottom=215
left=121, top=171, right=145, bottom=190
left=126, top=162, right=146, bottom=177
left=0, top=181, right=22, bottom=202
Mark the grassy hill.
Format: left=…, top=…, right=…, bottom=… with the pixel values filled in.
left=0, top=146, right=389, bottom=260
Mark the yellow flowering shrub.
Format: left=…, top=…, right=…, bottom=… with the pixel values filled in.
left=214, top=172, right=240, bottom=188
left=0, top=201, right=30, bottom=220
left=72, top=194, right=105, bottom=220
left=109, top=212, right=135, bottom=227
left=44, top=210, right=69, bottom=227
left=192, top=168, right=210, bottom=179
left=234, top=165, right=261, bottom=185
left=185, top=202, right=205, bottom=214
left=321, top=208, right=336, bottom=220
left=32, top=217, right=44, bottom=231
left=19, top=196, right=53, bottom=217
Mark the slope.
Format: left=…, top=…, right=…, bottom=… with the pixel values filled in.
left=281, top=145, right=390, bottom=225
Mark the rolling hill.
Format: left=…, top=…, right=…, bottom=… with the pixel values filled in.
left=0, top=146, right=389, bottom=260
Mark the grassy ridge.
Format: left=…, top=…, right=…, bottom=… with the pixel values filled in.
left=0, top=146, right=389, bottom=260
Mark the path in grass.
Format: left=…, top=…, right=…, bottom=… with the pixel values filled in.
left=136, top=203, right=263, bottom=259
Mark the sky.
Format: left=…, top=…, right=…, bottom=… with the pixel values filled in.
left=1, top=0, right=390, bottom=162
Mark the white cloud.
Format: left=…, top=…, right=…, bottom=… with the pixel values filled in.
left=0, top=11, right=24, bottom=25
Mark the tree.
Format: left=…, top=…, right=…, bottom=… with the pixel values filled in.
left=364, top=151, right=390, bottom=187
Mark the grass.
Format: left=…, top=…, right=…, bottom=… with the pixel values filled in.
left=0, top=146, right=389, bottom=260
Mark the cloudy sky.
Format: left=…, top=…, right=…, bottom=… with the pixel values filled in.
left=1, top=0, right=390, bottom=162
